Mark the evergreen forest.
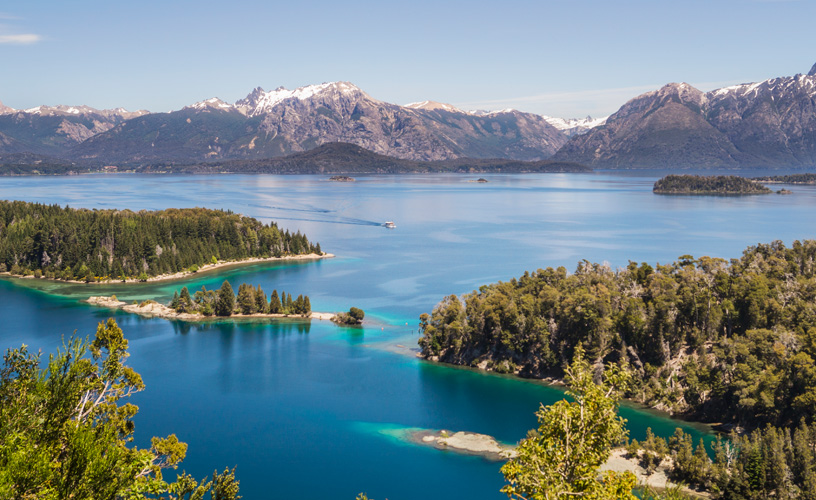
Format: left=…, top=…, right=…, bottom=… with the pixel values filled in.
left=171, top=281, right=311, bottom=317
left=0, top=200, right=322, bottom=281
left=418, top=240, right=816, bottom=431
left=653, top=175, right=772, bottom=195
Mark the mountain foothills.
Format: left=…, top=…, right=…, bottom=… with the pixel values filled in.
left=554, top=63, right=816, bottom=168
left=2, top=63, right=816, bottom=169
left=149, top=143, right=591, bottom=174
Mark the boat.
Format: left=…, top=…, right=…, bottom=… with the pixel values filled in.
left=384, top=221, right=396, bottom=229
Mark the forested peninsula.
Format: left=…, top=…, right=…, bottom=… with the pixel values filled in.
left=418, top=240, right=816, bottom=431
left=653, top=175, right=772, bottom=195
left=0, top=200, right=324, bottom=282
left=752, top=173, right=816, bottom=184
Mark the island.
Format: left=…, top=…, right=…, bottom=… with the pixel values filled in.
left=652, top=174, right=772, bottom=194
left=329, top=175, right=355, bottom=182
left=0, top=201, right=328, bottom=283
left=751, top=173, right=816, bottom=184
left=331, top=307, right=365, bottom=325
left=87, top=280, right=338, bottom=322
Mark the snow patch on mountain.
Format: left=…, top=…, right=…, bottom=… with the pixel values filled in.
left=187, top=97, right=235, bottom=111
left=543, top=115, right=608, bottom=137
left=236, top=81, right=366, bottom=116
left=0, top=101, right=16, bottom=115
left=468, top=108, right=517, bottom=116
left=11, top=104, right=149, bottom=119
left=404, top=101, right=463, bottom=113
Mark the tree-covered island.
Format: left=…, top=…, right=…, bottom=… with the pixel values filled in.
left=0, top=200, right=326, bottom=283
left=653, top=174, right=772, bottom=194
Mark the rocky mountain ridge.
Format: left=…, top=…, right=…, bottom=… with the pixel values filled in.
left=553, top=64, right=816, bottom=168
left=3, top=63, right=816, bottom=168
left=66, top=81, right=569, bottom=164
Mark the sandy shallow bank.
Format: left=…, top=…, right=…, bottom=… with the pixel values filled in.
left=86, top=295, right=336, bottom=322
left=406, top=428, right=707, bottom=496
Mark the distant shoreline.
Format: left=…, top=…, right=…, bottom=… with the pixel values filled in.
left=0, top=252, right=334, bottom=285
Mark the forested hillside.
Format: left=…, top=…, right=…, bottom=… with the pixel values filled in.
left=419, top=240, right=816, bottom=429
left=0, top=201, right=320, bottom=281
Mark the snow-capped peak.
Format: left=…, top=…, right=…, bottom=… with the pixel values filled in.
left=9, top=103, right=148, bottom=118
left=236, top=81, right=366, bottom=116
left=467, top=108, right=517, bottom=116
left=186, top=97, right=234, bottom=111
left=0, top=100, right=17, bottom=115
left=404, top=100, right=463, bottom=113
left=542, top=115, right=608, bottom=137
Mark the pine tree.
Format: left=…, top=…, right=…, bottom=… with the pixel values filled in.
left=269, top=290, right=281, bottom=314
left=237, top=283, right=255, bottom=315
left=179, top=286, right=192, bottom=313
left=254, top=285, right=268, bottom=314
left=304, top=296, right=311, bottom=314
left=216, top=281, right=235, bottom=317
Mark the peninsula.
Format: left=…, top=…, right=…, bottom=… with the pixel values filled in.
left=652, top=174, right=772, bottom=194
left=751, top=173, right=816, bottom=184
left=418, top=239, right=816, bottom=432
left=0, top=201, right=325, bottom=283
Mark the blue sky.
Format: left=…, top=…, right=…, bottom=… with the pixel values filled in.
left=1, top=0, right=814, bottom=118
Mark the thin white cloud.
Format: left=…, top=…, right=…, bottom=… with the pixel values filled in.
left=0, top=33, right=41, bottom=44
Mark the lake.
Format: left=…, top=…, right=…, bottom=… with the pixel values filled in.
left=1, top=171, right=814, bottom=499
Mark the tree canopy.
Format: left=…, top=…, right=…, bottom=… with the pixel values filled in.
left=501, top=345, right=637, bottom=500
left=0, top=318, right=240, bottom=499
left=0, top=200, right=321, bottom=281
left=419, top=240, right=816, bottom=430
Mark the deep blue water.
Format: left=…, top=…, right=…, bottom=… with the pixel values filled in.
left=1, top=172, right=815, bottom=499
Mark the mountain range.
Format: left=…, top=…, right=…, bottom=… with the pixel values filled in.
left=1, top=83, right=575, bottom=165
left=554, top=63, right=816, bottom=168
left=1, top=62, right=815, bottom=169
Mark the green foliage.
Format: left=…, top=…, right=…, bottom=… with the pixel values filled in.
left=216, top=281, right=235, bottom=317
left=0, top=318, right=240, bottom=500
left=752, top=173, right=816, bottom=184
left=653, top=175, right=772, bottom=194
left=0, top=201, right=321, bottom=280
left=333, top=307, right=365, bottom=325
left=269, top=290, right=281, bottom=314
left=173, top=283, right=309, bottom=318
left=500, top=345, right=638, bottom=500
left=419, top=240, right=816, bottom=428
left=653, top=423, right=816, bottom=499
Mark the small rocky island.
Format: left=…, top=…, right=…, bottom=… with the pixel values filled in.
left=653, top=174, right=772, bottom=195
left=329, top=175, right=355, bottom=182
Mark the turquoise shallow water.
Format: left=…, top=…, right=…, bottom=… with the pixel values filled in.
left=1, top=172, right=815, bottom=499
